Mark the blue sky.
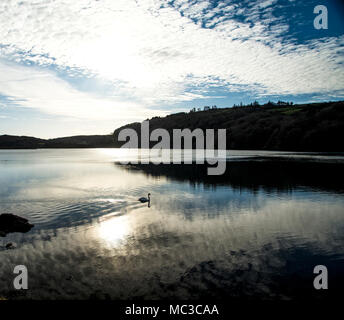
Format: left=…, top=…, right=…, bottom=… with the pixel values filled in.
left=0, top=0, right=343, bottom=138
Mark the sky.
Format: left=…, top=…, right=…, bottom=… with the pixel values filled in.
left=0, top=0, right=344, bottom=138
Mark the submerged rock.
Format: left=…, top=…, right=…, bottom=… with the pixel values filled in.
left=0, top=213, right=34, bottom=237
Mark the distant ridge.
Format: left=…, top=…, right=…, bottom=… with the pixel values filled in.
left=1, top=101, right=344, bottom=151
left=0, top=134, right=114, bottom=149
left=113, top=100, right=344, bottom=152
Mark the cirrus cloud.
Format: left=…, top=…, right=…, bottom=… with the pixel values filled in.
left=0, top=0, right=343, bottom=132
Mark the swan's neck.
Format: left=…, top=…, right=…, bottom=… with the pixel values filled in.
left=148, top=194, right=150, bottom=200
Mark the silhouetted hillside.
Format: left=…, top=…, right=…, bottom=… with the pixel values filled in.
left=45, top=135, right=114, bottom=148
left=0, top=135, right=46, bottom=149
left=1, top=101, right=343, bottom=151
left=0, top=134, right=114, bottom=149
left=113, top=101, right=344, bottom=151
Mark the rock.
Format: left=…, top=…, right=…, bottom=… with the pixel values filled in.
left=5, top=242, right=17, bottom=250
left=0, top=213, right=34, bottom=237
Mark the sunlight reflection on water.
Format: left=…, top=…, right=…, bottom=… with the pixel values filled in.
left=96, top=213, right=130, bottom=248
left=0, top=149, right=344, bottom=300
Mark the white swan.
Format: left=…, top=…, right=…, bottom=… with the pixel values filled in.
left=138, top=193, right=150, bottom=203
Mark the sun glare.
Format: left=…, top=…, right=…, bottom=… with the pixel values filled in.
left=69, top=28, right=161, bottom=88
left=97, top=214, right=130, bottom=247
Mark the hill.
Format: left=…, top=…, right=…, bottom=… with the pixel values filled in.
left=1, top=101, right=343, bottom=151
left=113, top=101, right=344, bottom=151
left=0, top=134, right=114, bottom=149
left=0, top=135, right=46, bottom=149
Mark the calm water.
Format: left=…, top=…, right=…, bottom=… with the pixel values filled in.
left=0, top=149, right=344, bottom=300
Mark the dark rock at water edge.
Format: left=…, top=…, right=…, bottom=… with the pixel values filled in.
left=5, top=242, right=17, bottom=250
left=0, top=213, right=34, bottom=237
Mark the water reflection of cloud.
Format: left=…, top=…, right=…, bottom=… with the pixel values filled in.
left=1, top=196, right=343, bottom=299
left=1, top=163, right=162, bottom=201
left=1, top=150, right=344, bottom=299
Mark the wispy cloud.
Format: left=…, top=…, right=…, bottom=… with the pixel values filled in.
left=0, top=0, right=343, bottom=125
left=0, top=59, right=166, bottom=122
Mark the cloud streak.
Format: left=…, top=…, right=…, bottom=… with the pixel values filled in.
left=0, top=60, right=165, bottom=122
left=0, top=0, right=343, bottom=124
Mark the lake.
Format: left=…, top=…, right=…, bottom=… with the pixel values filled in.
left=0, top=149, right=344, bottom=300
